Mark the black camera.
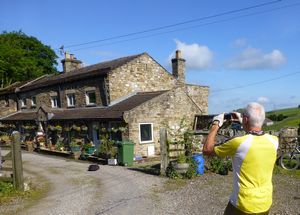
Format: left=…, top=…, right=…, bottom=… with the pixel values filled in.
left=193, top=112, right=241, bottom=131
left=224, top=113, right=233, bottom=121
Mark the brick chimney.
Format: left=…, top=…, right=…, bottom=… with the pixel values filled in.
left=172, top=50, right=185, bottom=83
left=61, top=52, right=82, bottom=73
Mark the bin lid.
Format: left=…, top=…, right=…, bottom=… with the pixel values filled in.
left=117, top=140, right=134, bottom=145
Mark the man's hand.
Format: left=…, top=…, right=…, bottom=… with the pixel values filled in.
left=212, top=113, right=225, bottom=127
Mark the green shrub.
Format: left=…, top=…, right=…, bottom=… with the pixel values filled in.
left=166, top=158, right=197, bottom=179
left=0, top=181, right=15, bottom=196
left=185, top=158, right=197, bottom=179
left=210, top=157, right=232, bottom=175
left=166, top=162, right=181, bottom=179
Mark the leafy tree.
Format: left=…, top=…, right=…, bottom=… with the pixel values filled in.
left=0, top=31, right=58, bottom=88
left=268, top=114, right=277, bottom=121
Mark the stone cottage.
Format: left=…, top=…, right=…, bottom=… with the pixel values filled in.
left=0, top=50, right=209, bottom=157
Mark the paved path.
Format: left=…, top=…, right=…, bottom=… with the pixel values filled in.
left=15, top=152, right=165, bottom=215
left=1, top=151, right=299, bottom=215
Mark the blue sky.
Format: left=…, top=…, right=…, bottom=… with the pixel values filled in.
left=1, top=0, right=300, bottom=114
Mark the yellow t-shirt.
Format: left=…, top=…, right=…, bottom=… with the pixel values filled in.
left=214, top=133, right=278, bottom=213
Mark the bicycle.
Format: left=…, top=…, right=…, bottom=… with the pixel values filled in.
left=279, top=138, right=300, bottom=170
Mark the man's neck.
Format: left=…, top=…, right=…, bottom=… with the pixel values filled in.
left=249, top=127, right=262, bottom=132
left=247, top=127, right=264, bottom=135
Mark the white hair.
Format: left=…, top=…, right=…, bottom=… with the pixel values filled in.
left=245, top=102, right=265, bottom=128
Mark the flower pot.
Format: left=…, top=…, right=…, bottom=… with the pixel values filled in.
left=174, top=162, right=190, bottom=174
left=71, top=146, right=81, bottom=152
left=85, top=147, right=95, bottom=155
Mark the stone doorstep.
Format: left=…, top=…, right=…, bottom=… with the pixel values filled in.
left=134, top=155, right=160, bottom=164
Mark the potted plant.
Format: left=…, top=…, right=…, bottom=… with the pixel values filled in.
left=55, top=125, right=62, bottom=134
left=69, top=139, right=82, bottom=152
left=174, top=153, right=190, bottom=173
left=107, top=147, right=118, bottom=165
left=83, top=142, right=95, bottom=155
left=99, top=127, right=118, bottom=164
left=55, top=141, right=64, bottom=151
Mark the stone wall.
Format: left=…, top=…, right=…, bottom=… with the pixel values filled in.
left=186, top=85, right=209, bottom=114
left=16, top=77, right=106, bottom=110
left=108, top=54, right=176, bottom=102
left=59, top=77, right=106, bottom=108
left=18, top=86, right=57, bottom=110
left=123, top=87, right=202, bottom=157
left=0, top=94, right=17, bottom=117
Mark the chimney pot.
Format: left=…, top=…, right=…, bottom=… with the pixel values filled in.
left=176, top=50, right=181, bottom=59
left=61, top=52, right=82, bottom=73
left=65, top=52, right=70, bottom=59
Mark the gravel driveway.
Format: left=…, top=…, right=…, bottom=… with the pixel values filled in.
left=0, top=151, right=299, bottom=215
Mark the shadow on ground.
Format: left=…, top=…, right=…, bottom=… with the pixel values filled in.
left=127, top=163, right=161, bottom=176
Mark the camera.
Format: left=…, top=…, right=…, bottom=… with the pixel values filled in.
left=224, top=113, right=233, bottom=121
left=224, top=113, right=240, bottom=122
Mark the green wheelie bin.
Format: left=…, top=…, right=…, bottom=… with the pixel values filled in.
left=117, top=141, right=134, bottom=166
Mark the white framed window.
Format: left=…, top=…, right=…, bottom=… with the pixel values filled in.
left=85, top=91, right=96, bottom=106
left=139, top=123, right=154, bottom=143
left=51, top=96, right=58, bottom=108
left=20, top=98, right=27, bottom=108
left=66, top=93, right=75, bottom=107
left=31, top=96, right=37, bottom=107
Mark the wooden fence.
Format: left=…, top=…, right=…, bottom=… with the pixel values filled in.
left=0, top=131, right=24, bottom=191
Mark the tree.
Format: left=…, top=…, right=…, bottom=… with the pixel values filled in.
left=0, top=31, right=58, bottom=88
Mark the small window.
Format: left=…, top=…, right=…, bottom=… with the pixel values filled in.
left=85, top=91, right=96, bottom=106
left=66, top=93, right=75, bottom=107
left=51, top=96, right=58, bottom=108
left=20, top=98, right=27, bottom=108
left=31, top=96, right=37, bottom=107
left=139, top=123, right=153, bottom=143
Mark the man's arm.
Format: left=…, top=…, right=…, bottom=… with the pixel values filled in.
left=203, top=113, right=225, bottom=156
left=203, top=123, right=219, bottom=155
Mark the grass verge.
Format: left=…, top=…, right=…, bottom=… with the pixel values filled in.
left=0, top=168, right=50, bottom=215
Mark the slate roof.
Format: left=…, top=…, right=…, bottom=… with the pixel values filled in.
left=17, top=53, right=145, bottom=92
left=0, top=90, right=167, bottom=121
left=0, top=81, right=27, bottom=96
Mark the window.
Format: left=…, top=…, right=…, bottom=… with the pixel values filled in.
left=20, top=98, right=27, bottom=108
left=85, top=91, right=96, bottom=106
left=66, top=93, right=75, bottom=107
left=31, top=96, right=37, bottom=107
left=51, top=96, right=58, bottom=108
left=139, top=123, right=153, bottom=143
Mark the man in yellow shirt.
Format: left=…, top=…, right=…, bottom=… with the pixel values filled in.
left=203, top=102, right=278, bottom=215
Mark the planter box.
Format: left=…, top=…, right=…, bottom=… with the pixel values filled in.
left=108, top=158, right=117, bottom=166
left=174, top=163, right=190, bottom=174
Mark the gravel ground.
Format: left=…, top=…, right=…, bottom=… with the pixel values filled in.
left=0, top=151, right=299, bottom=215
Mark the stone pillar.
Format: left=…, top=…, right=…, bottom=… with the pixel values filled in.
left=172, top=50, right=186, bottom=84
left=61, top=52, right=82, bottom=73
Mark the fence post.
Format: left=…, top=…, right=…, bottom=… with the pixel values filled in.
left=11, top=131, right=24, bottom=191
left=160, top=128, right=169, bottom=176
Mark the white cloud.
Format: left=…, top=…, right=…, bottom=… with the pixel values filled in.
left=228, top=47, right=286, bottom=70
left=257, top=96, right=270, bottom=104
left=233, top=38, right=248, bottom=47
left=170, top=39, right=213, bottom=70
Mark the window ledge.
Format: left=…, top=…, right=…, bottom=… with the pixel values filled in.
left=86, top=104, right=96, bottom=107
left=140, top=141, right=154, bottom=144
